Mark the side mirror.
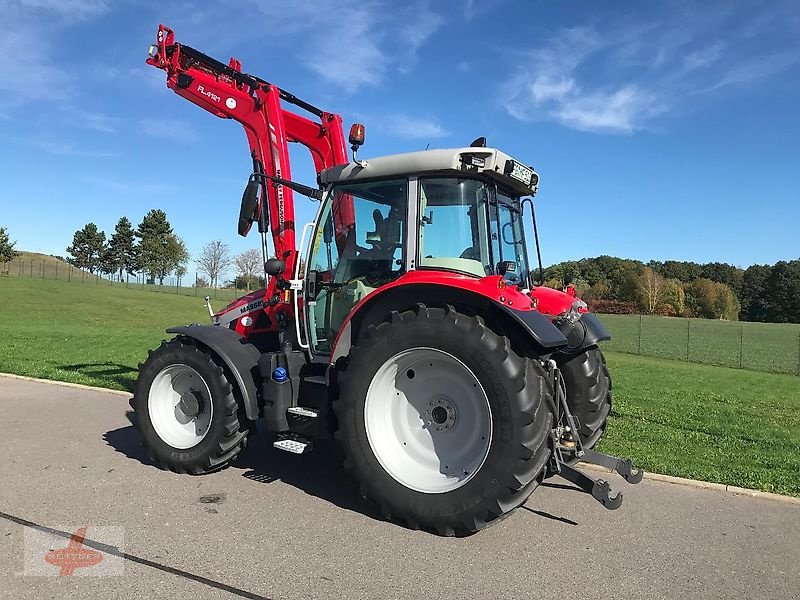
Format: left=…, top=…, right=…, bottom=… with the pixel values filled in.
left=238, top=176, right=259, bottom=237
left=497, top=260, right=517, bottom=276
left=265, top=258, right=286, bottom=277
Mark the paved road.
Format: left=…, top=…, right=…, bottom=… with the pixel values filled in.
left=0, top=376, right=797, bottom=599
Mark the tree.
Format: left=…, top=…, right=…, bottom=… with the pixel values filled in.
left=233, top=248, right=262, bottom=291
left=739, top=264, right=771, bottom=322
left=712, top=282, right=740, bottom=321
left=136, top=210, right=173, bottom=284
left=765, top=260, right=800, bottom=323
left=197, top=240, right=231, bottom=288
left=662, top=278, right=686, bottom=316
left=167, top=235, right=190, bottom=283
left=685, top=278, right=739, bottom=320
left=0, top=227, right=20, bottom=263
left=66, top=223, right=106, bottom=273
left=108, top=217, right=137, bottom=282
left=98, top=243, right=118, bottom=279
left=636, top=267, right=665, bottom=314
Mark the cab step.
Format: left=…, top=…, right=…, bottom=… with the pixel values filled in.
left=287, top=406, right=319, bottom=418
left=273, top=435, right=313, bottom=454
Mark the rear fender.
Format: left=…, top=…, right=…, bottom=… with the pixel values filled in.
left=166, top=324, right=262, bottom=420
left=330, top=280, right=568, bottom=362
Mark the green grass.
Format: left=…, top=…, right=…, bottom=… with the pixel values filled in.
left=0, top=277, right=212, bottom=390
left=601, top=313, right=800, bottom=375
left=597, top=352, right=799, bottom=496
left=1, top=278, right=798, bottom=496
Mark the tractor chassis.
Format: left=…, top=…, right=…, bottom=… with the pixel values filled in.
left=546, top=360, right=643, bottom=510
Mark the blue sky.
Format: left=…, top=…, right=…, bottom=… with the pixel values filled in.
left=1, top=0, right=798, bottom=273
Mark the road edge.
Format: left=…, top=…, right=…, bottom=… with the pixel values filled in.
left=0, top=371, right=131, bottom=397
left=2, top=371, right=798, bottom=505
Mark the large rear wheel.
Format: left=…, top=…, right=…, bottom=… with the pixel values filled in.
left=335, top=305, right=554, bottom=536
left=131, top=337, right=250, bottom=474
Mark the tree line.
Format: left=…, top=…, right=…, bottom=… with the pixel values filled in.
left=62, top=213, right=263, bottom=290
left=545, top=256, right=800, bottom=323
left=65, top=210, right=189, bottom=285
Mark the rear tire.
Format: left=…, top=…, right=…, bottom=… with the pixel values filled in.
left=560, top=347, right=612, bottom=449
left=131, top=337, right=250, bottom=474
left=335, top=305, right=554, bottom=536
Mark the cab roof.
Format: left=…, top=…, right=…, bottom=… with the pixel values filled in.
left=319, top=147, right=538, bottom=196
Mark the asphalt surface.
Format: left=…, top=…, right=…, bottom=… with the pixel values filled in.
left=1, top=376, right=798, bottom=600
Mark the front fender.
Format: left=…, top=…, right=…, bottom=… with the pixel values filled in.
left=166, top=324, right=261, bottom=420
left=556, top=312, right=611, bottom=357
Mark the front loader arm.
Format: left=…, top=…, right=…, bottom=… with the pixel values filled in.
left=146, top=24, right=348, bottom=278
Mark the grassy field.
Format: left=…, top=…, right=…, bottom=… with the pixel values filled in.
left=0, top=277, right=798, bottom=496
left=601, top=313, right=800, bottom=375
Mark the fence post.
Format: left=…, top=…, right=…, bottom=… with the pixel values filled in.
left=30, top=261, right=33, bottom=277
left=638, top=314, right=643, bottom=354
left=68, top=265, right=72, bottom=282
left=739, top=326, right=744, bottom=369
left=55, top=261, right=58, bottom=280
left=797, top=332, right=800, bottom=377
left=686, top=318, right=690, bottom=362
left=19, top=258, right=22, bottom=276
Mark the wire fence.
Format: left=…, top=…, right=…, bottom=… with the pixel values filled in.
left=599, top=313, right=800, bottom=376
left=1, top=256, right=243, bottom=302
left=4, top=257, right=799, bottom=375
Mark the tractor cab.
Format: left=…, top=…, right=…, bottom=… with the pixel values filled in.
left=306, top=147, right=539, bottom=353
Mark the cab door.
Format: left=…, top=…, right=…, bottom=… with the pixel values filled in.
left=304, top=179, right=409, bottom=355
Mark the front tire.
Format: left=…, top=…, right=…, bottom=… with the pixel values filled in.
left=131, top=337, right=250, bottom=474
left=560, top=347, right=612, bottom=449
left=335, top=305, right=554, bottom=536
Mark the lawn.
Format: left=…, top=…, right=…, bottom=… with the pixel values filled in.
left=1, top=277, right=798, bottom=496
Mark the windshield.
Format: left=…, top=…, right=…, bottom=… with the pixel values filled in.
left=417, top=177, right=529, bottom=285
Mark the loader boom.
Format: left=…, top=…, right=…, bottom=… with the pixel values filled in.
left=146, top=24, right=349, bottom=281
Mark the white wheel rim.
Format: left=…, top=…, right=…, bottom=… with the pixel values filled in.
left=365, top=348, right=492, bottom=494
left=148, top=365, right=213, bottom=449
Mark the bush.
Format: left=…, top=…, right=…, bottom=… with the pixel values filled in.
left=654, top=303, right=677, bottom=317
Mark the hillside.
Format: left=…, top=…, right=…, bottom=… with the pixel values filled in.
left=2, top=251, right=102, bottom=282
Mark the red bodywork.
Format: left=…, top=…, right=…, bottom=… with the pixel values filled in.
left=146, top=25, right=581, bottom=347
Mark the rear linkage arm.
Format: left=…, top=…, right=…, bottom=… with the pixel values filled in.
left=545, top=360, right=643, bottom=511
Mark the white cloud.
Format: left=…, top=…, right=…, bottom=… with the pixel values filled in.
left=139, top=118, right=200, bottom=143
left=63, top=108, right=118, bottom=133
left=15, top=137, right=116, bottom=157
left=247, top=0, right=443, bottom=91
left=0, top=0, right=110, bottom=110
left=501, top=4, right=800, bottom=134
left=79, top=175, right=174, bottom=194
left=13, top=0, right=108, bottom=21
left=380, top=114, right=449, bottom=140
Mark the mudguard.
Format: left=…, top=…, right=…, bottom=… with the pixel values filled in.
left=166, top=324, right=261, bottom=420
left=556, top=312, right=611, bottom=356
left=498, top=305, right=569, bottom=349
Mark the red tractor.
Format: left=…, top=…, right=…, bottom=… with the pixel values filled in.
left=132, top=25, right=641, bottom=535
